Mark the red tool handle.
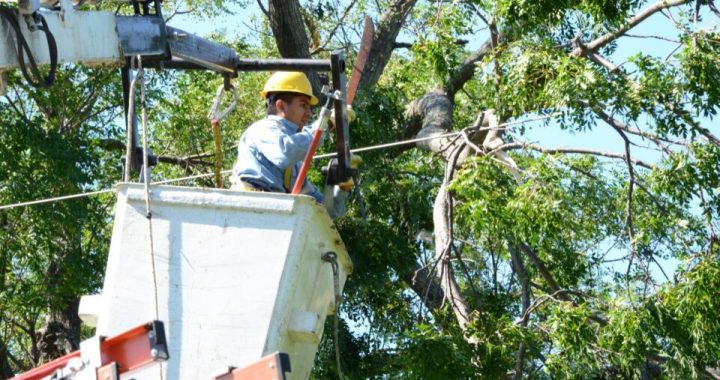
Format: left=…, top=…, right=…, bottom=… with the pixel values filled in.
left=291, top=128, right=324, bottom=194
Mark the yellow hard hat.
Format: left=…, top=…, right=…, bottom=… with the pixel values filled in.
left=261, top=71, right=319, bottom=105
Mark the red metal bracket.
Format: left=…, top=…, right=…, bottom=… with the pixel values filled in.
left=214, top=352, right=291, bottom=380
left=10, top=320, right=168, bottom=380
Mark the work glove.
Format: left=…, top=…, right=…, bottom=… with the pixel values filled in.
left=338, top=153, right=363, bottom=192
left=329, top=105, right=356, bottom=126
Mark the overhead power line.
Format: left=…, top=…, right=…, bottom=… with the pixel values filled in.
left=0, top=114, right=558, bottom=212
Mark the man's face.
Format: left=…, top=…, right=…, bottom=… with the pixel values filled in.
left=279, top=95, right=313, bottom=128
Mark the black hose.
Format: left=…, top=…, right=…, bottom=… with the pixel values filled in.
left=0, top=6, right=58, bottom=88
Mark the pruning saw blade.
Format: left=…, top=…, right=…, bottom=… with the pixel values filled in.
left=346, top=16, right=374, bottom=105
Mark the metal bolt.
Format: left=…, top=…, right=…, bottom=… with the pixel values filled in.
left=269, top=362, right=275, bottom=369
left=150, top=348, right=158, bottom=358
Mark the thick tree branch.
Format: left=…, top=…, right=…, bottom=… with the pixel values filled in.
left=483, top=111, right=523, bottom=182
left=405, top=91, right=491, bottom=165
left=432, top=144, right=476, bottom=335
left=573, top=40, right=620, bottom=72
left=405, top=91, right=453, bottom=147
left=445, top=38, right=493, bottom=99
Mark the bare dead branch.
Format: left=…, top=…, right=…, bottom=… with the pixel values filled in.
left=571, top=0, right=691, bottom=56
left=591, top=109, right=639, bottom=265
left=624, top=33, right=680, bottom=43
left=165, top=3, right=197, bottom=23
left=310, top=0, right=358, bottom=55
left=620, top=125, right=687, bottom=153
left=493, top=142, right=655, bottom=169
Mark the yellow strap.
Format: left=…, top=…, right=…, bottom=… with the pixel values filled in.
left=284, top=166, right=293, bottom=192
left=211, top=121, right=224, bottom=188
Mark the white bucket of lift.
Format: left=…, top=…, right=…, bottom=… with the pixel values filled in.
left=81, top=183, right=352, bottom=380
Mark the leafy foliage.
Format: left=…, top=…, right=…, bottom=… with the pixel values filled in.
left=2, top=0, right=720, bottom=379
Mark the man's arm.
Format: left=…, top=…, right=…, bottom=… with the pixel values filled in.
left=250, top=123, right=325, bottom=169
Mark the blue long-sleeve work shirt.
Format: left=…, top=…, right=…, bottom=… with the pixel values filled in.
left=232, top=115, right=348, bottom=217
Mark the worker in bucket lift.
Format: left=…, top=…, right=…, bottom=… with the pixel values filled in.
left=230, top=71, right=358, bottom=219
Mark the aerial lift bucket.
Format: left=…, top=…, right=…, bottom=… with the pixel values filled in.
left=79, top=183, right=352, bottom=380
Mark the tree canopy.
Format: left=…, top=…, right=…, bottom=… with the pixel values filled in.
left=1, top=0, right=720, bottom=378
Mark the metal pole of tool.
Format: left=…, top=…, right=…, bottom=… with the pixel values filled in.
left=330, top=51, right=350, bottom=184
left=121, top=62, right=140, bottom=181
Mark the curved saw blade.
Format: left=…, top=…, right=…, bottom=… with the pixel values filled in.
left=346, top=16, right=374, bottom=105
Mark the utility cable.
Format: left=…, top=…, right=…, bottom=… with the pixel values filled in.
left=314, top=113, right=559, bottom=159
left=136, top=55, right=159, bottom=324
left=0, top=113, right=560, bottom=212
left=0, top=5, right=57, bottom=87
left=137, top=55, right=165, bottom=380
left=321, top=252, right=344, bottom=380
left=0, top=189, right=114, bottom=211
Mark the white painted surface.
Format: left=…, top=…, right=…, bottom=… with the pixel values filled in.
left=78, top=294, right=101, bottom=327
left=0, top=9, right=122, bottom=71
left=288, top=309, right=322, bottom=344
left=92, top=184, right=351, bottom=380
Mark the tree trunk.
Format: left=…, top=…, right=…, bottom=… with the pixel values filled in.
left=0, top=336, right=14, bottom=379
left=268, top=1, right=311, bottom=60
left=267, top=0, right=324, bottom=95
left=37, top=256, right=82, bottom=362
